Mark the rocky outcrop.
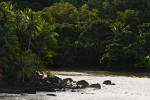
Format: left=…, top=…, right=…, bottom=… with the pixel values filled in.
left=1, top=76, right=116, bottom=94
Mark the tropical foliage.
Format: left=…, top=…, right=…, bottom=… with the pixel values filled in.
left=0, top=0, right=150, bottom=83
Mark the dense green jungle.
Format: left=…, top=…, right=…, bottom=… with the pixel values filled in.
left=0, top=0, right=150, bottom=84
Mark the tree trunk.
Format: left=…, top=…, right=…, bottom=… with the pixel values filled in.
left=28, top=35, right=32, bottom=50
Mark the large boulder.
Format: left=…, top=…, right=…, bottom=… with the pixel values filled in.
left=40, top=76, right=63, bottom=90
left=77, top=80, right=89, bottom=88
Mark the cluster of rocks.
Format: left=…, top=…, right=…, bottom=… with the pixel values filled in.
left=36, top=76, right=102, bottom=92
left=0, top=72, right=115, bottom=95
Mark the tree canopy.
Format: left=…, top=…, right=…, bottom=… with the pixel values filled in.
left=0, top=0, right=150, bottom=83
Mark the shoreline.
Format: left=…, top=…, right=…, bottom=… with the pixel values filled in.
left=0, top=70, right=150, bottom=94
left=49, top=67, right=150, bottom=73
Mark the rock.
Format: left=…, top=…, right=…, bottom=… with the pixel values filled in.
left=77, top=80, right=89, bottom=88
left=72, top=85, right=80, bottom=89
left=41, top=76, right=63, bottom=87
left=35, top=71, right=44, bottom=80
left=62, top=78, right=73, bottom=86
left=89, top=83, right=101, bottom=89
left=47, top=76, right=62, bottom=84
left=103, top=80, right=115, bottom=85
left=71, top=89, right=76, bottom=92
left=111, top=83, right=116, bottom=85
left=47, top=94, right=57, bottom=96
left=103, top=80, right=111, bottom=85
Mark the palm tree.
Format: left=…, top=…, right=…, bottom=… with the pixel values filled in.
left=23, top=8, right=42, bottom=50
left=32, top=23, right=59, bottom=64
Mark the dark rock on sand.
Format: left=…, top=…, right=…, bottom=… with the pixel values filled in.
left=111, top=83, right=116, bottom=85
left=45, top=76, right=62, bottom=85
left=89, top=83, right=101, bottom=89
left=77, top=80, right=89, bottom=88
left=103, top=80, right=115, bottom=85
left=103, top=80, right=111, bottom=85
left=47, top=94, right=57, bottom=96
left=71, top=89, right=76, bottom=92
left=62, top=78, right=73, bottom=86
